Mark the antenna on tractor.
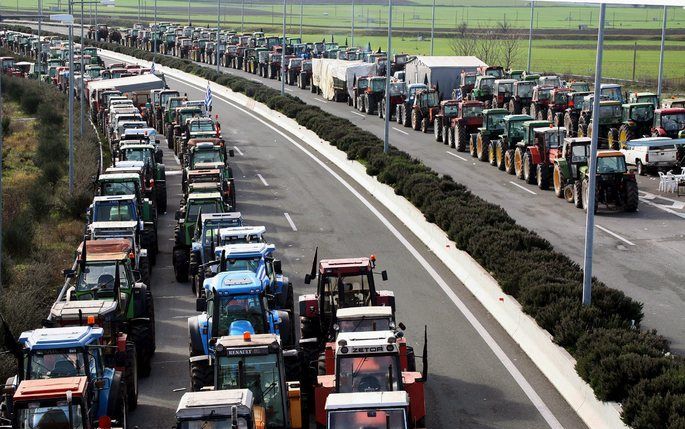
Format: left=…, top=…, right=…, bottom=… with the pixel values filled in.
left=304, top=247, right=318, bottom=284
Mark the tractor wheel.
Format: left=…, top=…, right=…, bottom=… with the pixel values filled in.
left=166, top=125, right=174, bottom=149
left=139, top=255, right=151, bottom=287
left=412, top=110, right=421, bottom=131
left=396, top=105, right=403, bottom=124
left=125, top=342, right=138, bottom=411
left=564, top=112, right=575, bottom=137
left=484, top=100, right=491, bottom=109
left=577, top=123, right=588, bottom=138
left=636, top=159, right=645, bottom=176
left=112, top=377, right=128, bottom=429
left=173, top=249, right=189, bottom=282
left=537, top=164, right=550, bottom=190
left=607, top=128, right=619, bottom=150
left=523, top=152, right=536, bottom=184
left=190, top=360, right=213, bottom=392
left=130, top=323, right=154, bottom=378
left=514, top=147, right=525, bottom=179
left=582, top=178, right=597, bottom=213
left=156, top=182, right=167, bottom=214
left=476, top=134, right=489, bottom=162
left=378, top=101, right=385, bottom=118
left=618, top=124, right=634, bottom=148
left=496, top=141, right=506, bottom=171
left=625, top=180, right=639, bottom=212
left=504, top=149, right=515, bottom=174
left=434, top=119, right=443, bottom=142
left=488, top=142, right=497, bottom=166
left=553, top=164, right=565, bottom=198
left=492, top=97, right=499, bottom=109
left=469, top=134, right=478, bottom=158
left=587, top=121, right=594, bottom=140
left=547, top=109, right=554, bottom=123
left=443, top=126, right=450, bottom=146
left=554, top=112, right=563, bottom=127
left=456, top=125, right=468, bottom=152
left=573, top=180, right=583, bottom=208
left=530, top=103, right=537, bottom=120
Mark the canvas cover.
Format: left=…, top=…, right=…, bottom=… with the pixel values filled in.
left=405, top=56, right=487, bottom=100
left=312, top=59, right=377, bottom=101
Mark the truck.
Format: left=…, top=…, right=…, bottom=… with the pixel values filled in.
left=620, top=137, right=685, bottom=176
left=311, top=58, right=376, bottom=102
left=404, top=56, right=486, bottom=101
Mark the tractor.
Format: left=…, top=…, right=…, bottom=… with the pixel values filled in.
left=178, top=117, right=222, bottom=163
left=616, top=102, right=655, bottom=148
left=600, top=83, right=624, bottom=103
left=508, top=80, right=535, bottom=115
left=493, top=114, right=534, bottom=173
left=473, top=108, right=508, bottom=163
left=396, top=83, right=428, bottom=128
left=285, top=57, right=303, bottom=85
left=379, top=81, right=406, bottom=121
left=166, top=105, right=203, bottom=150
left=410, top=88, right=440, bottom=133
left=579, top=151, right=639, bottom=213
left=512, top=120, right=552, bottom=182
left=175, top=389, right=270, bottom=429
left=562, top=91, right=591, bottom=137
left=470, top=75, right=495, bottom=107
left=491, top=79, right=516, bottom=109
left=628, top=92, right=659, bottom=108
left=522, top=124, right=568, bottom=190
left=445, top=101, right=484, bottom=152
left=479, top=65, right=505, bottom=79
left=507, top=69, right=525, bottom=81
left=577, top=98, right=623, bottom=149
left=356, top=76, right=386, bottom=115
left=459, top=71, right=477, bottom=99
left=651, top=108, right=685, bottom=138
left=95, top=172, right=157, bottom=237
left=297, top=59, right=312, bottom=89
left=433, top=99, right=460, bottom=144
left=567, top=81, right=591, bottom=92
left=552, top=137, right=591, bottom=207
left=117, top=142, right=167, bottom=213
left=183, top=138, right=235, bottom=207
left=529, top=85, right=554, bottom=120
left=661, top=98, right=685, bottom=109
left=173, top=192, right=230, bottom=282
left=546, top=87, right=572, bottom=126
left=325, top=391, right=421, bottom=429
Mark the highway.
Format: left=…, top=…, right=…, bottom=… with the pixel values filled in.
left=100, top=54, right=590, bottom=428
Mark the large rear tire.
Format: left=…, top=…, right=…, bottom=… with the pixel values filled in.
left=130, top=323, right=154, bottom=378
left=537, top=164, right=549, bottom=190
left=496, top=141, right=506, bottom=171
left=523, top=152, right=536, bottom=184
left=456, top=125, right=468, bottom=152
left=476, top=134, right=489, bottom=162
left=125, top=342, right=138, bottom=411
left=469, top=134, right=478, bottom=158
left=573, top=180, right=583, bottom=208
left=504, top=148, right=516, bottom=174
left=190, top=360, right=213, bottom=392
left=618, top=124, right=634, bottom=148
left=434, top=118, right=443, bottom=142
left=553, top=164, right=565, bottom=198
left=514, top=147, right=525, bottom=179
left=488, top=142, right=497, bottom=166
left=625, top=180, right=639, bottom=212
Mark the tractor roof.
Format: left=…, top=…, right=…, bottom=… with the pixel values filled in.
left=93, top=194, right=136, bottom=202
left=176, top=389, right=253, bottom=420
left=50, top=299, right=119, bottom=320
left=494, top=79, right=516, bottom=84
left=601, top=83, right=622, bottom=89
left=597, top=150, right=624, bottom=158
left=215, top=333, right=280, bottom=350
left=599, top=100, right=621, bottom=106
left=194, top=162, right=225, bottom=171
left=187, top=191, right=224, bottom=201
left=78, top=239, right=131, bottom=261
left=19, top=326, right=104, bottom=350
left=201, top=212, right=243, bottom=224
left=190, top=140, right=223, bottom=150
left=320, top=257, right=372, bottom=275
left=325, top=391, right=409, bottom=411
left=188, top=168, right=221, bottom=176
left=216, top=242, right=275, bottom=259
left=337, top=330, right=398, bottom=353
left=119, top=143, right=155, bottom=150
left=13, top=377, right=87, bottom=403
left=524, top=120, right=551, bottom=128
left=623, top=102, right=654, bottom=108
left=219, top=226, right=266, bottom=241
left=633, top=92, right=656, bottom=97
left=505, top=114, right=533, bottom=122
left=564, top=137, right=591, bottom=145
left=89, top=220, right=138, bottom=230
left=484, top=108, right=509, bottom=115
left=336, top=306, right=393, bottom=320
left=656, top=107, right=685, bottom=115
left=206, top=270, right=263, bottom=294
left=114, top=160, right=145, bottom=169
left=534, top=126, right=566, bottom=134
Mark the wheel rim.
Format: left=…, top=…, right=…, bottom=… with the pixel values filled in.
left=619, top=129, right=628, bottom=146
left=496, top=145, right=503, bottom=165
left=489, top=145, right=495, bottom=163
left=554, top=167, right=561, bottom=192
left=477, top=137, right=483, bottom=155
left=515, top=151, right=522, bottom=173
left=524, top=156, right=530, bottom=178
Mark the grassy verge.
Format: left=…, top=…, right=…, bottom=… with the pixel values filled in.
left=89, top=40, right=684, bottom=428
left=0, top=74, right=99, bottom=381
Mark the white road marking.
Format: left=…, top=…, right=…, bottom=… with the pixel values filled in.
left=509, top=181, right=537, bottom=195
left=596, top=225, right=636, bottom=246
left=314, top=98, right=328, bottom=104
left=173, top=154, right=180, bottom=165
left=392, top=127, right=409, bottom=135
left=283, top=212, right=297, bottom=231
left=446, top=151, right=468, bottom=161
left=165, top=170, right=182, bottom=176
left=640, top=198, right=685, bottom=220
left=285, top=88, right=294, bottom=93
left=350, top=110, right=365, bottom=118
left=165, top=75, right=563, bottom=428
left=233, top=145, right=244, bottom=156
left=257, top=173, right=269, bottom=187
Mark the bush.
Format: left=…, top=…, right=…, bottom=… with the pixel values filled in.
left=2, top=210, right=35, bottom=258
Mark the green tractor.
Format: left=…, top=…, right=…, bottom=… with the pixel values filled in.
left=577, top=97, right=623, bottom=149
left=471, top=76, right=496, bottom=107
left=552, top=137, right=591, bottom=207
left=173, top=192, right=229, bottom=282
left=617, top=102, right=655, bottom=148
left=512, top=120, right=552, bottom=182
left=493, top=114, right=533, bottom=173
left=474, top=108, right=508, bottom=163
left=628, top=92, right=659, bottom=109
left=578, top=151, right=639, bottom=213
left=118, top=142, right=168, bottom=213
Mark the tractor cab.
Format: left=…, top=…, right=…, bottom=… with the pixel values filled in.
left=459, top=71, right=477, bottom=96
left=507, top=69, right=524, bottom=81
left=661, top=98, right=685, bottom=109
left=471, top=76, right=495, bottom=103
left=653, top=108, right=685, bottom=138
left=539, top=75, right=561, bottom=88
left=568, top=81, right=590, bottom=92
left=325, top=391, right=415, bottom=429
left=600, top=84, right=624, bottom=104
left=314, top=330, right=427, bottom=428
left=509, top=80, right=535, bottom=114
left=187, top=117, right=221, bottom=141
left=333, top=306, right=396, bottom=335
left=618, top=102, right=655, bottom=146
left=480, top=108, right=508, bottom=136
left=492, top=79, right=515, bottom=108
left=554, top=137, right=592, bottom=199
left=300, top=255, right=392, bottom=343
left=175, top=389, right=263, bottom=429
left=628, top=92, right=659, bottom=108
left=479, top=65, right=504, bottom=79
left=218, top=226, right=266, bottom=246
left=81, top=228, right=150, bottom=286
left=191, top=212, right=244, bottom=261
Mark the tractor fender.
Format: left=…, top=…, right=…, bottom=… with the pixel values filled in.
left=105, top=370, right=124, bottom=419
left=131, top=285, right=149, bottom=318
left=188, top=315, right=209, bottom=357
left=655, top=127, right=667, bottom=137
left=376, top=290, right=396, bottom=313
left=555, top=159, right=570, bottom=181
left=97, top=367, right=116, bottom=418
left=275, top=310, right=294, bottom=348
left=275, top=274, right=287, bottom=295
left=298, top=294, right=318, bottom=319
left=528, top=146, right=542, bottom=165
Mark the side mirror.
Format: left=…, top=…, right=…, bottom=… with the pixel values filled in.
left=265, top=294, right=276, bottom=307
left=304, top=273, right=311, bottom=285
left=398, top=322, right=406, bottom=331
left=273, top=259, right=282, bottom=275
left=228, top=149, right=235, bottom=157
left=195, top=297, right=207, bottom=312
left=381, top=270, right=388, bottom=281
left=63, top=269, right=76, bottom=278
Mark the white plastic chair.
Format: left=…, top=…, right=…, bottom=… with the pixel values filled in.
left=658, top=172, right=677, bottom=193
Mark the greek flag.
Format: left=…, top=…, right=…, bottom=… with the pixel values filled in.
left=150, top=61, right=156, bottom=74
left=454, top=88, right=462, bottom=102
left=205, top=82, right=213, bottom=110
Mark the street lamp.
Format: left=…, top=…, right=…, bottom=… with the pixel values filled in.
left=657, top=5, right=667, bottom=98
left=351, top=0, right=355, bottom=47
left=527, top=0, right=534, bottom=73
left=430, top=0, right=435, bottom=55
left=383, top=0, right=392, bottom=154
left=216, top=0, right=220, bottom=74
left=281, top=0, right=286, bottom=96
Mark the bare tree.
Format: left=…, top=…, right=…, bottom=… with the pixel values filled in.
left=450, top=23, right=477, bottom=57
left=497, top=20, right=521, bottom=70
left=475, top=25, right=499, bottom=65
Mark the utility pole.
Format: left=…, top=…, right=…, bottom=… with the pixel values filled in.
left=38, top=0, right=43, bottom=82
left=657, top=5, right=667, bottom=98
left=351, top=0, right=355, bottom=47
left=430, top=0, right=435, bottom=55
left=216, top=0, right=220, bottom=73
left=582, top=2, right=606, bottom=306
left=68, top=2, right=75, bottom=194
left=281, top=0, right=286, bottom=96
left=80, top=0, right=84, bottom=136
left=632, top=42, right=637, bottom=83
left=187, top=0, right=191, bottom=25
left=241, top=0, right=245, bottom=33
left=527, top=0, right=534, bottom=73
left=299, top=0, right=303, bottom=40
left=383, top=0, right=392, bottom=154
left=0, top=72, right=3, bottom=292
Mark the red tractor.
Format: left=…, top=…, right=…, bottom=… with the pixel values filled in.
left=445, top=101, right=484, bottom=152
left=529, top=85, right=555, bottom=120
left=514, top=122, right=567, bottom=189
left=546, top=87, right=572, bottom=126
left=651, top=108, right=685, bottom=138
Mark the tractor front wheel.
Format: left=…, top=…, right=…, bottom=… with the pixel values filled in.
left=125, top=342, right=138, bottom=411
left=190, top=360, right=213, bottom=392
left=636, top=159, right=645, bottom=176
left=523, top=152, right=536, bottom=184
left=443, top=126, right=450, bottom=146
left=514, top=147, right=525, bottom=179
left=537, top=164, right=550, bottom=190
left=434, top=118, right=443, bottom=142
left=553, top=164, right=565, bottom=198
left=469, top=134, right=478, bottom=158
left=421, top=118, right=429, bottom=133
left=495, top=141, right=506, bottom=171
left=488, top=142, right=497, bottom=166
left=625, top=180, right=639, bottom=212
left=476, top=134, right=489, bottom=162
left=130, top=323, right=154, bottom=377
left=173, top=248, right=189, bottom=282
left=607, top=128, right=619, bottom=150
left=573, top=180, right=583, bottom=208
left=618, top=124, right=634, bottom=148
left=412, top=110, right=421, bottom=131
left=504, top=148, right=515, bottom=174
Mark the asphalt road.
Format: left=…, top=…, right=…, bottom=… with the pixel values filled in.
left=96, top=56, right=592, bottom=428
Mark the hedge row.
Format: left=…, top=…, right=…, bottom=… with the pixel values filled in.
left=7, top=26, right=684, bottom=428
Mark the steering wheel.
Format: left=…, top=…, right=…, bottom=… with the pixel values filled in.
left=358, top=375, right=382, bottom=392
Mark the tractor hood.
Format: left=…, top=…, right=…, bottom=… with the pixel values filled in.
left=49, top=300, right=119, bottom=324
left=203, top=270, right=264, bottom=296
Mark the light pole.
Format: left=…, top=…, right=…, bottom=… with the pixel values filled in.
left=187, top=0, right=191, bottom=25
left=0, top=72, right=3, bottom=291
left=68, top=6, right=75, bottom=194
left=80, top=0, right=85, bottom=137
left=216, top=0, right=220, bottom=73
left=153, top=0, right=157, bottom=58
left=527, top=0, right=534, bottom=73
left=38, top=0, right=42, bottom=82
left=351, top=0, right=355, bottom=47
left=281, top=0, right=286, bottom=96
left=582, top=2, right=606, bottom=306
left=657, top=5, right=667, bottom=98
left=299, top=0, right=303, bottom=40
left=383, top=0, right=392, bottom=154
left=430, top=0, right=435, bottom=55
left=241, top=0, right=245, bottom=33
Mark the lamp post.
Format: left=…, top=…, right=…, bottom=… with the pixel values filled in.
left=68, top=7, right=75, bottom=194
left=430, top=0, right=435, bottom=55
left=80, top=0, right=84, bottom=137
left=657, top=5, right=667, bottom=98
left=383, top=0, right=392, bottom=154
left=582, top=2, right=607, bottom=306
left=187, top=0, right=191, bottom=25
left=216, top=0, right=220, bottom=73
left=281, top=0, right=286, bottom=96
left=153, top=0, right=157, bottom=59
left=299, top=0, right=303, bottom=40
left=241, top=0, right=245, bottom=33
left=351, top=0, right=355, bottom=47
left=527, top=0, right=534, bottom=73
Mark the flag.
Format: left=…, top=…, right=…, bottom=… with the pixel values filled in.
left=150, top=61, right=156, bottom=74
left=205, top=82, right=213, bottom=111
left=454, top=88, right=462, bottom=102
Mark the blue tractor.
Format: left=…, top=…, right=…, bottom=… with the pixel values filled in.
left=1, top=326, right=128, bottom=422
left=187, top=270, right=296, bottom=391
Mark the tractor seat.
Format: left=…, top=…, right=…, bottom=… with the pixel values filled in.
left=229, top=320, right=255, bottom=336
left=51, top=360, right=78, bottom=377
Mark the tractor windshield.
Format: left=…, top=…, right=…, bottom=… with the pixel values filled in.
left=462, top=106, right=482, bottom=119
left=187, top=201, right=222, bottom=222
left=479, top=79, right=494, bottom=91
left=337, top=354, right=402, bottom=393
left=517, top=83, right=533, bottom=98
left=599, top=104, right=621, bottom=120
left=94, top=200, right=135, bottom=222
left=571, top=144, right=590, bottom=163
left=17, top=404, right=85, bottom=429
left=630, top=105, right=654, bottom=122
left=338, top=317, right=392, bottom=333
left=443, top=105, right=458, bottom=116
left=121, top=148, right=153, bottom=163
left=217, top=354, right=285, bottom=428
left=497, top=82, right=513, bottom=95
left=421, top=92, right=439, bottom=107
left=100, top=180, right=138, bottom=196
left=596, top=156, right=627, bottom=174
left=225, top=257, right=261, bottom=273
left=508, top=120, right=526, bottom=140
left=77, top=261, right=130, bottom=295
left=28, top=349, right=90, bottom=380
left=543, top=130, right=566, bottom=148
left=321, top=274, right=373, bottom=311
left=178, top=418, right=249, bottom=429
left=487, top=113, right=506, bottom=130
left=389, top=83, right=405, bottom=97
left=328, top=409, right=407, bottom=429
left=554, top=92, right=569, bottom=104
left=192, top=149, right=224, bottom=165
left=537, top=89, right=551, bottom=101
left=216, top=294, right=267, bottom=336
left=660, top=113, right=685, bottom=132
left=601, top=86, right=622, bottom=102
left=191, top=121, right=216, bottom=132
left=462, top=75, right=476, bottom=86
left=370, top=79, right=385, bottom=92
